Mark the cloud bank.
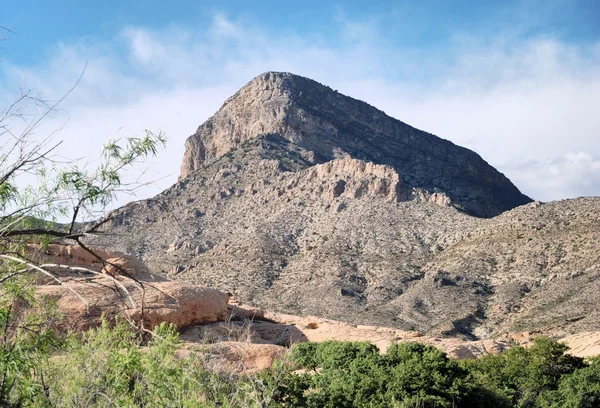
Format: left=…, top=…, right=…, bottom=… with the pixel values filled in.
left=1, top=13, right=599, bottom=207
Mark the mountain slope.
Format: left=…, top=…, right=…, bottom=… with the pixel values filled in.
left=89, top=72, right=599, bottom=340
left=92, top=136, right=480, bottom=328
left=396, top=197, right=600, bottom=338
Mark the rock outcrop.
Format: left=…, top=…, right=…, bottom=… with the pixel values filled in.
left=246, top=156, right=452, bottom=205
left=30, top=245, right=229, bottom=331
left=181, top=72, right=531, bottom=217
left=180, top=305, right=600, bottom=362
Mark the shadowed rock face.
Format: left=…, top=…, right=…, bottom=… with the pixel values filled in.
left=181, top=72, right=531, bottom=217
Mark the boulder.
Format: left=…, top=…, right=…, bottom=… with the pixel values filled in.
left=30, top=244, right=229, bottom=331
left=36, top=278, right=228, bottom=331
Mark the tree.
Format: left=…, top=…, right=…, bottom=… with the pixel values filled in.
left=0, top=21, right=166, bottom=404
left=464, top=337, right=585, bottom=407
left=286, top=341, right=491, bottom=408
left=537, top=356, right=600, bottom=408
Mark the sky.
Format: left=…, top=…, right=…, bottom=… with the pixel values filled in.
left=1, top=0, right=599, bottom=206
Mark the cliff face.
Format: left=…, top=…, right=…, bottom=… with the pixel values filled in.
left=250, top=155, right=452, bottom=206
left=181, top=72, right=531, bottom=217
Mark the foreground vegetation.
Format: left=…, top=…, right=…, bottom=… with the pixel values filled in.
left=0, top=309, right=598, bottom=407
left=287, top=338, right=599, bottom=408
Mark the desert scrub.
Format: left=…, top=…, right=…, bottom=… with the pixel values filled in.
left=280, top=339, right=597, bottom=408
left=0, top=291, right=62, bottom=406
left=463, top=337, right=586, bottom=408
left=284, top=341, right=496, bottom=408
left=34, top=319, right=271, bottom=407
left=1, top=320, right=599, bottom=407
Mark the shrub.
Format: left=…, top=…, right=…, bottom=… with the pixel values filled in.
left=0, top=319, right=597, bottom=408
left=383, top=342, right=472, bottom=407
left=0, top=288, right=62, bottom=405
left=286, top=341, right=492, bottom=408
left=464, top=337, right=585, bottom=407
left=537, top=356, right=600, bottom=408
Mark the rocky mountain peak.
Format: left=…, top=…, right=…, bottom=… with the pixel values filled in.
left=91, top=73, right=600, bottom=340
left=180, top=72, right=531, bottom=217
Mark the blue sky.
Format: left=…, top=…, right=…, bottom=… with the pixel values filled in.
left=1, top=0, right=599, bottom=204
left=3, top=1, right=600, bottom=65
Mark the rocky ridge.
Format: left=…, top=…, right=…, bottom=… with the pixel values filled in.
left=181, top=72, right=531, bottom=218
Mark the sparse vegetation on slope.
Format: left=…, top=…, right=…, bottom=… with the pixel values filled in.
left=92, top=133, right=600, bottom=338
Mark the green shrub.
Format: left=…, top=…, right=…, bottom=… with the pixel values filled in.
left=35, top=319, right=257, bottom=407
left=0, top=291, right=62, bottom=406
left=537, top=356, right=600, bottom=407
left=383, top=342, right=472, bottom=407
left=464, top=337, right=585, bottom=407
left=286, top=341, right=498, bottom=408
left=0, top=305, right=596, bottom=408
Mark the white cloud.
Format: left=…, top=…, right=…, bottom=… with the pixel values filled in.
left=1, top=14, right=599, bottom=210
left=503, top=153, right=600, bottom=201
left=210, top=13, right=245, bottom=40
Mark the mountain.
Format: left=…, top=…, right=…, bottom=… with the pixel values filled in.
left=89, top=72, right=600, bottom=340
left=180, top=72, right=531, bottom=218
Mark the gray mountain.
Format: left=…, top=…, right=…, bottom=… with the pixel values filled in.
left=89, top=72, right=600, bottom=340
left=181, top=72, right=531, bottom=217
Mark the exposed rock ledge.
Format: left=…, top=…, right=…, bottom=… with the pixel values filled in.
left=260, top=157, right=452, bottom=206
left=27, top=244, right=229, bottom=331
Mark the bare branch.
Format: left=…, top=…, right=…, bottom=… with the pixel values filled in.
left=39, top=263, right=138, bottom=313
left=0, top=254, right=89, bottom=308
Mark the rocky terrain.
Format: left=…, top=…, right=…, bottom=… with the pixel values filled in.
left=410, top=197, right=600, bottom=338
left=29, top=244, right=600, bottom=371
left=29, top=244, right=229, bottom=332
left=88, top=72, right=600, bottom=342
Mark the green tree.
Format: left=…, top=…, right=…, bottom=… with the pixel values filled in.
left=0, top=123, right=165, bottom=405
left=0, top=21, right=166, bottom=403
left=383, top=342, right=472, bottom=407
left=537, top=356, right=600, bottom=408
left=465, top=337, right=585, bottom=407
left=286, top=341, right=493, bottom=408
